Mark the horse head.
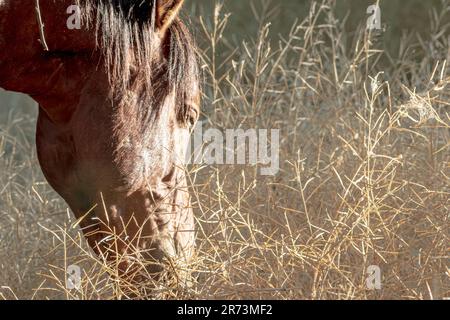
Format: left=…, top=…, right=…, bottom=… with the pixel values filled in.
left=0, top=0, right=200, bottom=288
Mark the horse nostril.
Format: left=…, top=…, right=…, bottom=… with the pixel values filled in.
left=161, top=166, right=177, bottom=184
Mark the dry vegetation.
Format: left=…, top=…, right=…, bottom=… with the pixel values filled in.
left=0, top=1, right=449, bottom=299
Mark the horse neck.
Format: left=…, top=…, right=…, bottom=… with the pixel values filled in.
left=0, top=0, right=99, bottom=122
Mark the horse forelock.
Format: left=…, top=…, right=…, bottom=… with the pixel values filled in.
left=78, top=0, right=199, bottom=130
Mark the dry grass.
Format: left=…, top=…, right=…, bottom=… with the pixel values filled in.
left=0, top=0, right=449, bottom=300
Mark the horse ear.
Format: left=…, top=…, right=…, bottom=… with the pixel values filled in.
left=155, top=0, right=184, bottom=36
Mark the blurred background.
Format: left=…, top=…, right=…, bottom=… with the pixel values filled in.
left=188, top=0, right=447, bottom=52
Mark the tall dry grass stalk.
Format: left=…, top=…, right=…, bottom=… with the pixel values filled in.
left=0, top=0, right=449, bottom=299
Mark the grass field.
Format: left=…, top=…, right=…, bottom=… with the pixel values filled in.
left=0, top=0, right=449, bottom=299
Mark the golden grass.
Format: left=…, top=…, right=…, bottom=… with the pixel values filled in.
left=0, top=0, right=449, bottom=300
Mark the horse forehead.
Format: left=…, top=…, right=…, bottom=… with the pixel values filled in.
left=115, top=119, right=190, bottom=184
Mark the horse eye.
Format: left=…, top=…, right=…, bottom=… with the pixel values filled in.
left=187, top=106, right=199, bottom=127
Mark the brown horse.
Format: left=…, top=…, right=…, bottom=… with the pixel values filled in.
left=0, top=0, right=200, bottom=290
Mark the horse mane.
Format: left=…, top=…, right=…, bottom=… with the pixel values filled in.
left=78, top=0, right=199, bottom=128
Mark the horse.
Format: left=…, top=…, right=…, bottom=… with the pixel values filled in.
left=0, top=0, right=200, bottom=294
